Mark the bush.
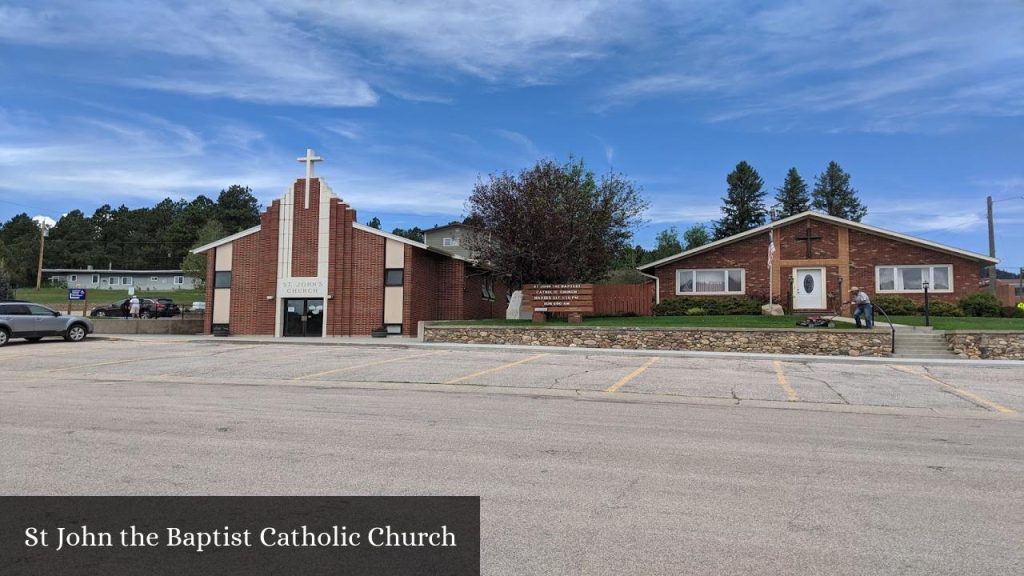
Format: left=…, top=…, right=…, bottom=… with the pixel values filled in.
left=685, top=307, right=706, bottom=316
left=653, top=296, right=765, bottom=316
left=959, top=293, right=1002, bottom=317
left=872, top=295, right=917, bottom=316
left=1000, top=305, right=1024, bottom=319
left=922, top=301, right=963, bottom=317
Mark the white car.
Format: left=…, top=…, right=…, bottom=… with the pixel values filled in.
left=0, top=301, right=94, bottom=347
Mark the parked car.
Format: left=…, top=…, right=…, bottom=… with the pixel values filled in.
left=153, top=298, right=182, bottom=317
left=0, top=301, right=94, bottom=347
left=90, top=298, right=182, bottom=318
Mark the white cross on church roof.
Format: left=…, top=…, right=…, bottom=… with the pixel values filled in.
left=297, top=148, right=323, bottom=209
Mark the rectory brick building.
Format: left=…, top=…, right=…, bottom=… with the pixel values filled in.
left=638, top=212, right=997, bottom=313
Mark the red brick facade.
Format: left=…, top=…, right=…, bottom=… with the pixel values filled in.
left=199, top=177, right=507, bottom=337
left=649, top=214, right=991, bottom=312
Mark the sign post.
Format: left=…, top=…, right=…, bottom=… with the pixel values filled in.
left=68, top=288, right=87, bottom=315
left=522, top=284, right=595, bottom=323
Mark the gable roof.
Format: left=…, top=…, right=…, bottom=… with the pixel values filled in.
left=190, top=225, right=262, bottom=254
left=637, top=211, right=998, bottom=271
left=352, top=222, right=475, bottom=263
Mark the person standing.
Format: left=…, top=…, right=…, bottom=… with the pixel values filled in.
left=849, top=287, right=873, bottom=328
left=129, top=295, right=141, bottom=319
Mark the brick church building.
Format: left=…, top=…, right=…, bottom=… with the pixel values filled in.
left=639, top=211, right=997, bottom=312
left=192, top=150, right=507, bottom=337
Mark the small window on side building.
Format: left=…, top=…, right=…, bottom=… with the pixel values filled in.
left=385, top=269, right=404, bottom=287
left=214, top=271, right=232, bottom=288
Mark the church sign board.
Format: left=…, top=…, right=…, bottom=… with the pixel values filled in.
left=522, top=284, right=595, bottom=314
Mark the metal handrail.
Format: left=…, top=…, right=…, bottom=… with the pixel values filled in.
left=873, top=304, right=897, bottom=354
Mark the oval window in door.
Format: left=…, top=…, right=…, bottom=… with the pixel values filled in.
left=803, top=274, right=815, bottom=293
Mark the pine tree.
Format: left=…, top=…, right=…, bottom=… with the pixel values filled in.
left=714, top=161, right=767, bottom=240
left=774, top=167, right=809, bottom=219
left=812, top=161, right=867, bottom=221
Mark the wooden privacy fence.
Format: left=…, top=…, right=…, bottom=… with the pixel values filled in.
left=591, top=283, right=655, bottom=316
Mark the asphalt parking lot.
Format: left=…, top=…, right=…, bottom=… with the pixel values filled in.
left=2, top=336, right=1021, bottom=416
left=2, top=336, right=1023, bottom=575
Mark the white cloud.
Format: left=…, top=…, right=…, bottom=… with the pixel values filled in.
left=600, top=0, right=1024, bottom=130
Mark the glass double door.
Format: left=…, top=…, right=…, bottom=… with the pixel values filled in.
left=283, top=298, right=324, bottom=337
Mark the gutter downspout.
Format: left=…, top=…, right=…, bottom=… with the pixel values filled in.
left=637, top=270, right=660, bottom=305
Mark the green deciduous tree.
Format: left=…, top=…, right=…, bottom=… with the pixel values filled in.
left=366, top=217, right=382, bottom=230
left=682, top=224, right=711, bottom=250
left=649, top=226, right=683, bottom=262
left=466, top=157, right=648, bottom=284
left=714, top=161, right=767, bottom=240
left=774, top=167, right=809, bottom=219
left=180, top=220, right=227, bottom=287
left=812, top=161, right=867, bottom=221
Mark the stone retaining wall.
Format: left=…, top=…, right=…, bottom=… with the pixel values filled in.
left=946, top=331, right=1024, bottom=360
left=421, top=324, right=892, bottom=357
left=90, top=319, right=204, bottom=335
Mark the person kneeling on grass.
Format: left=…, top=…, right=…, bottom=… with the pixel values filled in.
left=849, top=287, right=874, bottom=329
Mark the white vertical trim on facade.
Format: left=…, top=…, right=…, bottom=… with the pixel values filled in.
left=383, top=239, right=406, bottom=326
left=274, top=185, right=294, bottom=338
left=318, top=179, right=334, bottom=336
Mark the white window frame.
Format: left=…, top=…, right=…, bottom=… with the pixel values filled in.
left=69, top=274, right=77, bottom=282
left=122, top=276, right=133, bottom=285
left=173, top=276, right=184, bottom=285
left=91, top=274, right=99, bottom=284
left=875, top=264, right=954, bottom=293
left=442, top=237, right=460, bottom=247
left=151, top=276, right=160, bottom=281
left=676, top=268, right=746, bottom=295
left=109, top=277, right=120, bottom=286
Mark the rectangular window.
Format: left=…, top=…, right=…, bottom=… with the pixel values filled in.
left=385, top=324, right=402, bottom=335
left=151, top=276, right=159, bottom=281
left=69, top=274, right=78, bottom=282
left=676, top=269, right=745, bottom=295
left=214, top=271, right=232, bottom=288
left=384, top=269, right=404, bottom=287
left=875, top=265, right=954, bottom=293
left=91, top=274, right=99, bottom=284
left=109, top=277, right=120, bottom=285
left=442, top=237, right=460, bottom=247
left=173, top=276, right=184, bottom=285
left=122, top=277, right=132, bottom=285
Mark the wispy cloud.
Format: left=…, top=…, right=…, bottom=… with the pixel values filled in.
left=599, top=0, right=1024, bottom=131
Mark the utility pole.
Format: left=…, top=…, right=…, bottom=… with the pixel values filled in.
left=987, top=195, right=996, bottom=294
left=35, top=223, right=46, bottom=290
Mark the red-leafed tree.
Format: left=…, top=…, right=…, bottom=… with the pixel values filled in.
left=466, top=158, right=647, bottom=284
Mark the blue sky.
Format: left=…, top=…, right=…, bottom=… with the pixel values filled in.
left=1, top=0, right=1023, bottom=269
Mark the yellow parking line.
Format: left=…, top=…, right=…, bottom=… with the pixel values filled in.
left=891, top=365, right=1014, bottom=414
left=444, top=353, right=547, bottom=385
left=605, top=357, right=659, bottom=393
left=47, top=359, right=135, bottom=372
left=291, top=351, right=445, bottom=381
left=773, top=360, right=800, bottom=401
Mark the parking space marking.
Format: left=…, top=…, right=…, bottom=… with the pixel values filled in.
left=605, top=357, right=659, bottom=393
left=444, top=353, right=547, bottom=385
left=890, top=365, right=1014, bottom=414
left=291, top=351, right=446, bottom=381
left=773, top=361, right=800, bottom=401
left=47, top=358, right=136, bottom=372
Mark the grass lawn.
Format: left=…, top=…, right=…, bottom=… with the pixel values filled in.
left=436, top=315, right=853, bottom=329
left=887, top=316, right=1024, bottom=331
left=10, top=286, right=205, bottom=306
